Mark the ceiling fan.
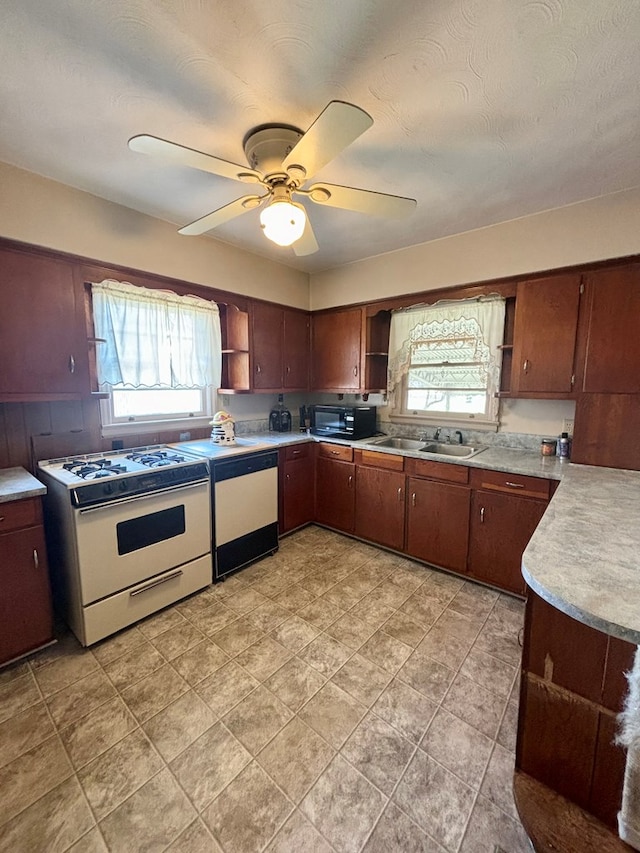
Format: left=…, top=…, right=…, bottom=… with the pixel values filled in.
left=128, top=101, right=416, bottom=256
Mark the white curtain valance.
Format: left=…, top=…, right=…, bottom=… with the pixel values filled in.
left=92, top=279, right=222, bottom=389
left=387, top=295, right=506, bottom=420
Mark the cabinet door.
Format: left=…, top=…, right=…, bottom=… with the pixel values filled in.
left=0, top=525, right=53, bottom=664
left=251, top=301, right=283, bottom=390
left=406, top=477, right=471, bottom=573
left=311, top=308, right=363, bottom=391
left=283, top=308, right=309, bottom=390
left=511, top=273, right=582, bottom=394
left=315, top=457, right=355, bottom=532
left=0, top=248, right=89, bottom=397
left=580, top=264, right=640, bottom=394
left=281, top=455, right=314, bottom=533
left=468, top=490, right=546, bottom=594
left=355, top=466, right=405, bottom=551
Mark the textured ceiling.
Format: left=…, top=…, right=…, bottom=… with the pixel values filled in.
left=1, top=0, right=639, bottom=273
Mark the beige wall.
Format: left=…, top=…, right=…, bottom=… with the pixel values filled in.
left=309, top=187, right=640, bottom=310
left=0, top=162, right=310, bottom=309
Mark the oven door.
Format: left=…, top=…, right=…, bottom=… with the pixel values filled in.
left=74, top=480, right=211, bottom=604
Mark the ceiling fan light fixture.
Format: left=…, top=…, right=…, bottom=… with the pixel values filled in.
left=259, top=197, right=306, bottom=247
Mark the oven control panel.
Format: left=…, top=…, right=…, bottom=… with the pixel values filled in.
left=71, top=462, right=210, bottom=508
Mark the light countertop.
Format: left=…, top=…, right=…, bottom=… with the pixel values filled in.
left=0, top=467, right=47, bottom=504
left=522, top=464, right=640, bottom=644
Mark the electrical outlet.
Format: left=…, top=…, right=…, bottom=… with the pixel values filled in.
left=563, top=418, right=574, bottom=436
left=222, top=395, right=230, bottom=405
left=179, top=431, right=191, bottom=441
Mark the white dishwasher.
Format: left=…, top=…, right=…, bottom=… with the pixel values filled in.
left=212, top=450, right=279, bottom=580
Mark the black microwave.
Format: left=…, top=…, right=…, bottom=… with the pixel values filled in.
left=310, top=405, right=377, bottom=439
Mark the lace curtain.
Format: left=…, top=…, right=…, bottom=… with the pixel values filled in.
left=387, top=295, right=506, bottom=421
left=92, top=279, right=222, bottom=389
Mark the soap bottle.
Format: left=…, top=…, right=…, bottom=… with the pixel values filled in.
left=558, top=431, right=571, bottom=459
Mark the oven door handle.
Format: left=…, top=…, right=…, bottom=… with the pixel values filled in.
left=130, top=569, right=183, bottom=597
left=76, top=479, right=210, bottom=514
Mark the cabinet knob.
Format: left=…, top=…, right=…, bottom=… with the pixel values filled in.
left=348, top=475, right=353, bottom=488
left=480, top=506, right=485, bottom=523
left=256, top=363, right=261, bottom=374
left=69, top=354, right=76, bottom=374
left=286, top=365, right=290, bottom=373
left=353, top=366, right=358, bottom=377
left=33, top=549, right=39, bottom=569
left=523, top=359, right=529, bottom=373
left=397, top=487, right=403, bottom=502
left=411, top=492, right=416, bottom=507
left=286, top=473, right=290, bottom=481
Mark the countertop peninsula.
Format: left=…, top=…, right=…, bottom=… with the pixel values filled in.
left=522, top=463, right=640, bottom=645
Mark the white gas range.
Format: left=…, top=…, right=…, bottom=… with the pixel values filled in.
left=38, top=446, right=212, bottom=646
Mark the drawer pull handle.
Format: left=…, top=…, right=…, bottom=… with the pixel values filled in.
left=331, top=450, right=340, bottom=456
left=130, top=570, right=183, bottom=597
left=33, top=549, right=39, bottom=569
left=505, top=481, right=525, bottom=489
left=292, top=450, right=301, bottom=456
left=480, top=506, right=485, bottom=523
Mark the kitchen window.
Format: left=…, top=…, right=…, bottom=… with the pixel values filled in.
left=387, top=296, right=505, bottom=429
left=92, top=279, right=222, bottom=436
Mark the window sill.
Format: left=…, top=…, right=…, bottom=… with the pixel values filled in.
left=388, top=413, right=499, bottom=433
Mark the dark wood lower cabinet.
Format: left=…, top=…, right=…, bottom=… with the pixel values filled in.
left=279, top=445, right=314, bottom=534
left=0, top=499, right=54, bottom=665
left=406, top=477, right=471, bottom=573
left=315, top=456, right=355, bottom=533
left=354, top=466, right=405, bottom=551
left=467, top=490, right=547, bottom=594
left=516, top=589, right=634, bottom=845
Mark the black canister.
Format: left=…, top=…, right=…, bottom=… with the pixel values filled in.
left=269, top=395, right=292, bottom=432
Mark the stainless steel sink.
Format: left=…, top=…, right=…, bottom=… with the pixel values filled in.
left=369, top=437, right=427, bottom=450
left=368, top=435, right=486, bottom=459
left=420, top=442, right=485, bottom=458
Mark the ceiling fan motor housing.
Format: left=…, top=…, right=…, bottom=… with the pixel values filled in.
left=243, top=125, right=303, bottom=183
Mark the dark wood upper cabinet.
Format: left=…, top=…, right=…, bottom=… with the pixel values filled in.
left=579, top=263, right=640, bottom=394
left=283, top=308, right=310, bottom=390
left=510, top=273, right=582, bottom=396
left=0, top=247, right=90, bottom=400
left=250, top=301, right=309, bottom=392
left=311, top=307, right=363, bottom=392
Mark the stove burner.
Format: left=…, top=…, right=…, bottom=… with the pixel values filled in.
left=62, top=460, right=128, bottom=480
left=126, top=450, right=186, bottom=468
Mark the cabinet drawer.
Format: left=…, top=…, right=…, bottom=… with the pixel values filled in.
left=317, top=443, right=353, bottom=462
left=469, top=468, right=550, bottom=500
left=0, top=498, right=42, bottom=534
left=405, top=457, right=469, bottom=484
left=355, top=449, right=404, bottom=472
left=284, top=442, right=312, bottom=461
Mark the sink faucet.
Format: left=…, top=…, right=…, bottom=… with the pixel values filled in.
left=433, top=428, right=442, bottom=440
left=454, top=430, right=463, bottom=444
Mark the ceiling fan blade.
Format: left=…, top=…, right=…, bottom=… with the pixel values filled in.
left=178, top=195, right=266, bottom=236
left=293, top=216, right=319, bottom=257
left=283, top=101, right=373, bottom=181
left=128, top=135, right=263, bottom=183
left=306, top=182, right=417, bottom=219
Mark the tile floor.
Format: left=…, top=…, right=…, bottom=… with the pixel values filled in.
left=0, top=525, right=533, bottom=853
